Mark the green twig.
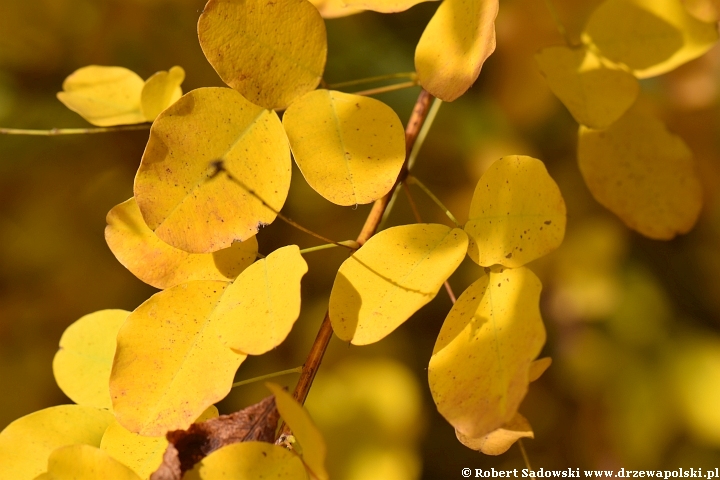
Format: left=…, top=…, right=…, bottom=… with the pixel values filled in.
left=408, top=97, right=442, bottom=171
left=352, top=81, right=418, bottom=97
left=0, top=125, right=150, bottom=136
left=299, top=240, right=360, bottom=254
left=232, top=367, right=303, bottom=388
left=326, top=72, right=417, bottom=89
left=405, top=175, right=460, bottom=227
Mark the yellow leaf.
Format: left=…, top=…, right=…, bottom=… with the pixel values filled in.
left=37, top=444, right=140, bottom=480
left=528, top=357, right=552, bottom=382
left=100, top=406, right=218, bottom=479
left=140, top=66, right=185, bottom=122
left=198, top=0, right=327, bottom=110
left=308, top=0, right=364, bottom=17
left=56, top=66, right=146, bottom=126
left=134, top=87, right=290, bottom=253
left=110, top=281, right=247, bottom=436
left=185, top=441, right=307, bottom=480
left=105, top=198, right=258, bottom=289
left=429, top=267, right=546, bottom=438
left=330, top=224, right=468, bottom=345
left=415, top=0, right=499, bottom=101
left=282, top=90, right=406, bottom=206
left=52, top=309, right=129, bottom=409
left=464, top=155, right=566, bottom=268
left=681, top=0, right=720, bottom=22
left=266, top=383, right=328, bottom=480
left=535, top=46, right=639, bottom=129
left=578, top=105, right=702, bottom=239
left=0, top=405, right=114, bottom=480
left=211, top=245, right=308, bottom=355
left=455, top=412, right=534, bottom=455
left=339, top=0, right=437, bottom=13
left=582, top=0, right=718, bottom=78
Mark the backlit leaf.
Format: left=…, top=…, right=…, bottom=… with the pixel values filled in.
left=464, top=155, right=566, bottom=268
left=266, top=383, right=328, bottom=480
left=330, top=224, right=468, bottom=345
left=0, top=405, right=114, bottom=480
left=38, top=444, right=140, bottom=480
left=110, top=281, right=247, bottom=436
left=308, top=0, right=364, bottom=17
left=198, top=0, right=327, bottom=110
left=141, top=66, right=185, bottom=122
left=185, top=442, right=306, bottom=480
left=339, top=0, right=437, bottom=13
left=134, top=87, right=290, bottom=253
left=429, top=267, right=545, bottom=438
left=577, top=105, right=702, bottom=239
left=455, top=412, right=534, bottom=455
left=415, top=0, right=499, bottom=101
left=282, top=90, right=406, bottom=206
left=52, top=309, right=129, bottom=409
left=535, top=46, right=639, bottom=129
left=105, top=198, right=258, bottom=289
left=211, top=245, right=308, bottom=355
left=56, top=66, right=145, bottom=126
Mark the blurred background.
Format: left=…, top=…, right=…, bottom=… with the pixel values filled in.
left=2, top=0, right=720, bottom=477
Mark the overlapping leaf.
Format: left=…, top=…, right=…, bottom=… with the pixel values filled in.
left=211, top=245, right=308, bottom=355
left=415, top=0, right=499, bottom=101
left=0, top=405, right=114, bottom=480
left=429, top=267, right=545, bottom=438
left=455, top=413, right=534, bottom=455
left=535, top=46, right=639, bottom=129
left=105, top=198, right=258, bottom=289
left=330, top=224, right=468, bottom=345
left=339, top=0, right=437, bottom=13
left=52, top=309, right=129, bottom=409
left=283, top=90, right=406, bottom=206
left=134, top=87, right=290, bottom=253
left=308, top=0, right=363, bottom=18
left=141, top=66, right=185, bottom=122
left=36, top=445, right=141, bottom=480
left=577, top=105, right=702, bottom=239
left=185, top=442, right=307, bottom=480
left=464, top=156, right=566, bottom=268
left=198, top=0, right=327, bottom=110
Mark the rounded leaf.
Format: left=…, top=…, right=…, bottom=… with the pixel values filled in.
left=535, top=46, right=639, bottom=129
left=198, top=0, right=327, bottom=110
left=105, top=198, right=258, bottom=289
left=140, top=66, right=185, bottom=122
left=39, top=444, right=140, bottom=480
left=185, top=441, right=307, bottom=480
left=56, top=66, right=145, bottom=126
left=134, top=87, right=291, bottom=253
left=110, top=281, right=247, bottom=436
left=429, top=267, right=546, bottom=438
left=455, top=413, right=534, bottom=455
left=464, top=155, right=566, bottom=268
left=577, top=105, right=702, bottom=239
left=330, top=224, right=468, bottom=345
left=52, top=309, right=129, bottom=409
left=0, top=405, right=114, bottom=480
left=283, top=90, right=406, bottom=206
left=415, top=0, right=499, bottom=101
left=211, top=245, right=308, bottom=355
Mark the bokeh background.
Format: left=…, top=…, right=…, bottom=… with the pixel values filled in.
left=2, top=0, right=720, bottom=477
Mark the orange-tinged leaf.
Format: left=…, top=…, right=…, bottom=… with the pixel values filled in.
left=455, top=413, right=534, bottom=455
left=184, top=442, right=307, bottom=480
left=340, top=0, right=437, bottom=13
left=141, top=66, right=185, bottom=122
left=211, top=245, right=308, bottom=355
left=535, top=46, right=639, bottom=129
left=110, top=281, right=247, bottom=436
left=198, top=0, right=327, bottom=110
left=308, top=0, right=364, bottom=17
left=415, top=0, right=499, bottom=101
left=464, top=156, right=566, bottom=268
left=0, top=405, right=114, bottom=480
left=330, top=224, right=468, bottom=345
left=577, top=105, right=702, bottom=239
left=528, top=357, right=552, bottom=382
left=134, top=87, right=290, bottom=253
left=56, top=66, right=145, bottom=126
left=52, top=309, right=129, bottom=409
left=37, top=444, right=141, bottom=480
left=266, top=383, right=328, bottom=480
left=282, top=90, right=406, bottom=206
left=429, top=267, right=545, bottom=438
left=105, top=198, right=258, bottom=289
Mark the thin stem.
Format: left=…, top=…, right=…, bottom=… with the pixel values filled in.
left=408, top=97, right=442, bottom=171
left=299, top=240, right=360, bottom=255
left=518, top=439, right=534, bottom=477
left=543, top=0, right=574, bottom=46
left=378, top=185, right=402, bottom=229
left=352, top=81, right=418, bottom=97
left=326, top=72, right=416, bottom=89
left=232, top=367, right=303, bottom=388
left=406, top=175, right=460, bottom=227
left=0, top=124, right=150, bottom=136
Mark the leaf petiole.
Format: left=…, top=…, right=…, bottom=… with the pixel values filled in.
left=352, top=80, right=418, bottom=97
left=299, top=240, right=360, bottom=255
left=542, top=0, right=575, bottom=47
left=405, top=175, right=461, bottom=227
left=0, top=125, right=150, bottom=136
left=326, top=72, right=417, bottom=89
left=232, top=367, right=303, bottom=389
